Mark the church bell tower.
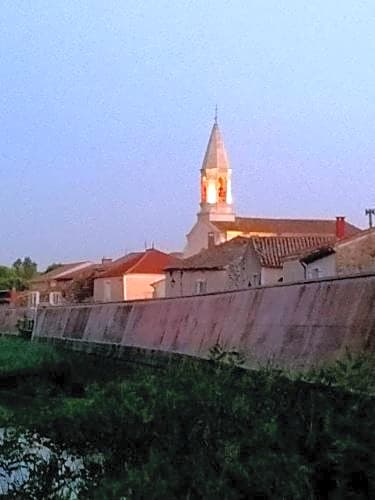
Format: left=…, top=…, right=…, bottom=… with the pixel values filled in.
left=199, top=113, right=235, bottom=222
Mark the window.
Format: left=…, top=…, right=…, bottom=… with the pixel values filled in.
left=195, top=279, right=207, bottom=295
left=49, top=292, right=62, bottom=306
left=28, top=291, right=40, bottom=308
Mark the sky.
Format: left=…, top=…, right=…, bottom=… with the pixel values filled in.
left=1, top=1, right=375, bottom=269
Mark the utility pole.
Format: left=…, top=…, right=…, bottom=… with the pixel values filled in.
left=365, top=208, right=375, bottom=228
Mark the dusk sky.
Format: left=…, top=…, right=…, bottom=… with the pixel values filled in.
left=1, top=1, right=375, bottom=269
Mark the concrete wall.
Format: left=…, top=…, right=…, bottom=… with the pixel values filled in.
left=33, top=273, right=375, bottom=369
left=0, top=307, right=32, bottom=335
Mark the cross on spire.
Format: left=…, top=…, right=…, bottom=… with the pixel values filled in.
left=214, top=105, right=218, bottom=125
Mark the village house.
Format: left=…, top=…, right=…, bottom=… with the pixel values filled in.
left=165, top=234, right=335, bottom=297
left=93, top=248, right=180, bottom=302
left=27, top=261, right=94, bottom=307
left=283, top=227, right=375, bottom=282
left=184, top=118, right=360, bottom=257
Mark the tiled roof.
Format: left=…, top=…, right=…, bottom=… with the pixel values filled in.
left=212, top=216, right=360, bottom=237
left=99, top=249, right=181, bottom=278
left=165, top=237, right=249, bottom=270
left=335, top=227, right=375, bottom=247
left=167, top=235, right=335, bottom=271
left=31, top=262, right=93, bottom=283
left=55, top=262, right=111, bottom=281
left=296, top=227, right=375, bottom=264
left=252, top=236, right=335, bottom=268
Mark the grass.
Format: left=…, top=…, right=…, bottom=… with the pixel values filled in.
left=0, top=337, right=375, bottom=499
left=0, top=337, right=62, bottom=377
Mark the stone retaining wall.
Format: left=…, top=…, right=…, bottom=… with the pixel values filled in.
left=33, top=274, right=375, bottom=368
left=0, top=307, right=32, bottom=335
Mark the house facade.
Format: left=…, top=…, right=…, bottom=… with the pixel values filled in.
left=165, top=234, right=334, bottom=297
left=283, top=228, right=375, bottom=282
left=27, top=261, right=93, bottom=307
left=184, top=119, right=360, bottom=258
left=94, top=248, right=180, bottom=302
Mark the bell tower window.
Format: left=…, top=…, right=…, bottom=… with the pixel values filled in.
left=218, top=177, right=226, bottom=202
left=201, top=176, right=207, bottom=203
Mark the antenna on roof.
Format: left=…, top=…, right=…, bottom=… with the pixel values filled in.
left=151, top=241, right=155, bottom=249
left=144, top=240, right=147, bottom=250
left=214, top=104, right=218, bottom=125
left=365, top=208, right=375, bottom=228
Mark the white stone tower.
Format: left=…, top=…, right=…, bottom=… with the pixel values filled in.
left=199, top=114, right=235, bottom=222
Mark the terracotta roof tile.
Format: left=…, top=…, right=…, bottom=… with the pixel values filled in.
left=252, top=236, right=335, bottom=268
left=100, top=249, right=181, bottom=278
left=167, top=235, right=335, bottom=271
left=212, top=216, right=360, bottom=237
left=165, top=237, right=249, bottom=270
left=31, top=262, right=92, bottom=283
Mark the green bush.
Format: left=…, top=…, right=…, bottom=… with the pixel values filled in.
left=0, top=339, right=374, bottom=498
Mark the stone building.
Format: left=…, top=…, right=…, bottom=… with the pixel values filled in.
left=184, top=119, right=360, bottom=258
left=283, top=227, right=375, bottom=282
left=165, top=234, right=334, bottom=297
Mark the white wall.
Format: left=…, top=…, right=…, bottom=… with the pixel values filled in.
left=165, top=269, right=228, bottom=297
left=306, top=254, right=336, bottom=280
left=124, top=274, right=165, bottom=300
left=184, top=218, right=223, bottom=257
left=261, top=267, right=283, bottom=285
left=94, top=277, right=124, bottom=302
left=283, top=259, right=305, bottom=283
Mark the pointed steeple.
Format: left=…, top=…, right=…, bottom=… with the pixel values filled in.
left=198, top=117, right=235, bottom=222
left=201, top=120, right=230, bottom=171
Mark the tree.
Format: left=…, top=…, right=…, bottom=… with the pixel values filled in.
left=0, top=266, right=19, bottom=290
left=12, top=257, right=37, bottom=281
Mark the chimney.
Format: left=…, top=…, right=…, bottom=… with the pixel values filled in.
left=207, top=232, right=215, bottom=249
left=101, top=257, right=112, bottom=265
left=335, top=216, right=346, bottom=239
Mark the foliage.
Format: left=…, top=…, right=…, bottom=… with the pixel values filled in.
left=302, top=350, right=375, bottom=395
left=12, top=257, right=37, bottom=281
left=0, top=339, right=374, bottom=498
left=70, top=276, right=94, bottom=303
left=0, top=338, right=62, bottom=377
left=0, top=257, right=37, bottom=291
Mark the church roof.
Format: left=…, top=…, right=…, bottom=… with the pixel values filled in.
left=201, top=122, right=230, bottom=171
left=212, top=216, right=360, bottom=237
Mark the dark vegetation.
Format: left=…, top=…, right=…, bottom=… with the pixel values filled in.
left=0, top=337, right=374, bottom=498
